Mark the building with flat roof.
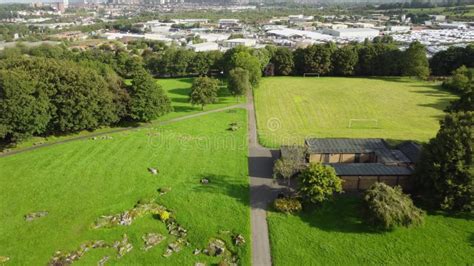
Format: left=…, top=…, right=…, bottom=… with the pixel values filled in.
left=223, top=38, right=256, bottom=48
left=323, top=28, right=380, bottom=39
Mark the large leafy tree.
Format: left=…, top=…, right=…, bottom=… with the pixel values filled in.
left=415, top=112, right=473, bottom=212
left=298, top=163, right=343, bottom=204
left=402, top=41, right=430, bottom=79
left=0, top=70, right=50, bottom=141
left=128, top=69, right=172, bottom=122
left=228, top=67, right=251, bottom=99
left=294, top=44, right=333, bottom=76
left=331, top=45, right=358, bottom=76
left=230, top=51, right=262, bottom=86
left=189, top=76, right=219, bottom=110
left=271, top=47, right=294, bottom=76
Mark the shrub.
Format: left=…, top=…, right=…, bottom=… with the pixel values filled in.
left=159, top=210, right=170, bottom=222
left=298, top=163, right=343, bottom=204
left=364, top=182, right=425, bottom=230
left=273, top=197, right=302, bottom=214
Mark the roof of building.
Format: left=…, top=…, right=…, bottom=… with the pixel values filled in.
left=397, top=141, right=422, bottom=163
left=305, top=138, right=388, bottom=154
left=329, top=163, right=413, bottom=176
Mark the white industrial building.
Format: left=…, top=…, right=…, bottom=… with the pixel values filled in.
left=187, top=42, right=219, bottom=52
left=387, top=26, right=411, bottom=33
left=267, top=28, right=333, bottom=42
left=323, top=28, right=380, bottom=39
left=223, top=38, right=256, bottom=48
left=218, top=19, right=240, bottom=28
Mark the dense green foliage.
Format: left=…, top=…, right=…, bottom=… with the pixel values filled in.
left=298, top=163, right=343, bottom=204
left=273, top=198, right=302, bottom=214
left=228, top=68, right=251, bottom=98
left=415, top=111, right=473, bottom=212
left=430, top=45, right=474, bottom=76
left=364, top=183, right=425, bottom=230
left=128, top=70, right=172, bottom=122
left=271, top=47, right=294, bottom=76
left=403, top=41, right=430, bottom=79
left=189, top=77, right=220, bottom=110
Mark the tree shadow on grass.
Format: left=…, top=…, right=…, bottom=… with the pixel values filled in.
left=298, top=195, right=376, bottom=234
left=192, top=173, right=250, bottom=207
left=173, top=105, right=198, bottom=113
left=169, top=87, right=190, bottom=96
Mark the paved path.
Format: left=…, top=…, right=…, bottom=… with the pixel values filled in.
left=247, top=91, right=285, bottom=266
left=0, top=104, right=245, bottom=158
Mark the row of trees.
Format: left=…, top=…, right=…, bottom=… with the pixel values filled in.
left=415, top=65, right=473, bottom=212
left=0, top=56, right=171, bottom=143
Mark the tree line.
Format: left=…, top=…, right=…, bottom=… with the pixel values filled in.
left=0, top=55, right=171, bottom=144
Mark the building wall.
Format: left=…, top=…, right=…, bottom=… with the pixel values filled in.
left=308, top=153, right=374, bottom=163
left=340, top=175, right=412, bottom=191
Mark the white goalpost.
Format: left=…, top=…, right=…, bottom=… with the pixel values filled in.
left=303, top=73, right=320, bottom=78
left=348, top=119, right=379, bottom=128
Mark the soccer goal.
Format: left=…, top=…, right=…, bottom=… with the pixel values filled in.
left=348, top=119, right=379, bottom=129
left=303, top=73, right=320, bottom=78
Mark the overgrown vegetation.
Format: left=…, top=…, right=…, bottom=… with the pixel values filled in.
left=363, top=183, right=425, bottom=230
left=273, top=198, right=302, bottom=214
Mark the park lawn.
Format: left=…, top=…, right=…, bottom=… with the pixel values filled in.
left=254, top=77, right=456, bottom=148
left=268, top=196, right=474, bottom=265
left=0, top=108, right=250, bottom=265
left=2, top=77, right=239, bottom=152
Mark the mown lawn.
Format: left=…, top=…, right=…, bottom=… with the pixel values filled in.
left=3, top=78, right=239, bottom=152
left=254, top=77, right=456, bottom=147
left=268, top=196, right=474, bottom=265
left=0, top=109, right=250, bottom=265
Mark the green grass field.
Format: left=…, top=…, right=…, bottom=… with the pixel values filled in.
left=254, top=77, right=456, bottom=147
left=0, top=108, right=250, bottom=265
left=3, top=78, right=239, bottom=152
left=268, top=196, right=474, bottom=265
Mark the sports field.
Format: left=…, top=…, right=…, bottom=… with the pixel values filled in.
left=267, top=196, right=474, bottom=265
left=0, top=109, right=250, bottom=265
left=254, top=77, right=457, bottom=147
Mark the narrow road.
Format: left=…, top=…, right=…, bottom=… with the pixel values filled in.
left=247, top=91, right=285, bottom=266
left=0, top=104, right=245, bottom=158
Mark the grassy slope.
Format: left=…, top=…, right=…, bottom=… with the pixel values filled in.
left=0, top=109, right=249, bottom=265
left=4, top=78, right=238, bottom=152
left=254, top=77, right=456, bottom=147
left=268, top=196, right=474, bottom=265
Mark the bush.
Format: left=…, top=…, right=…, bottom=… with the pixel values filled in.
left=273, top=197, right=302, bottom=214
left=298, top=163, right=343, bottom=204
left=364, top=182, right=425, bottom=230
left=159, top=210, right=170, bottom=222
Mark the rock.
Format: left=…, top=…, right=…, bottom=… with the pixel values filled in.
left=193, top=249, right=201, bottom=255
left=0, top=256, right=10, bottom=263
left=142, top=233, right=165, bottom=251
left=195, top=263, right=206, bottom=266
left=98, top=256, right=109, bottom=266
left=163, top=248, right=173, bottom=258
left=200, top=178, right=209, bottom=184
left=157, top=187, right=171, bottom=196
left=208, top=239, right=226, bottom=257
left=148, top=167, right=159, bottom=175
left=113, top=234, right=133, bottom=258
left=25, top=211, right=48, bottom=221
left=233, top=234, right=245, bottom=246
left=168, top=242, right=181, bottom=252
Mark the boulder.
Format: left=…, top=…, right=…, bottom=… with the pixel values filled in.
left=193, top=249, right=201, bottom=255
left=233, top=234, right=245, bottom=246
left=148, top=168, right=159, bottom=175
left=142, top=233, right=165, bottom=251
left=200, top=178, right=209, bottom=184
left=25, top=211, right=48, bottom=221
left=98, top=256, right=109, bottom=266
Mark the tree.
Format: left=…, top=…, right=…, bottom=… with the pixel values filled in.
left=331, top=45, right=358, bottom=76
left=415, top=112, right=473, bottom=212
left=0, top=70, right=50, bottom=142
left=293, top=44, right=333, bottom=76
left=273, top=159, right=300, bottom=187
left=364, top=182, right=425, bottom=230
left=298, top=163, right=343, bottom=204
left=442, top=66, right=472, bottom=93
left=271, top=47, right=294, bottom=75
left=402, top=41, right=430, bottom=79
left=231, top=51, right=262, bottom=86
left=128, top=69, right=172, bottom=122
left=189, top=76, right=219, bottom=110
left=228, top=68, right=251, bottom=99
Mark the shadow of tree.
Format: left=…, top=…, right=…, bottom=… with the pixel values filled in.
left=192, top=173, right=250, bottom=207
left=298, top=195, right=377, bottom=234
